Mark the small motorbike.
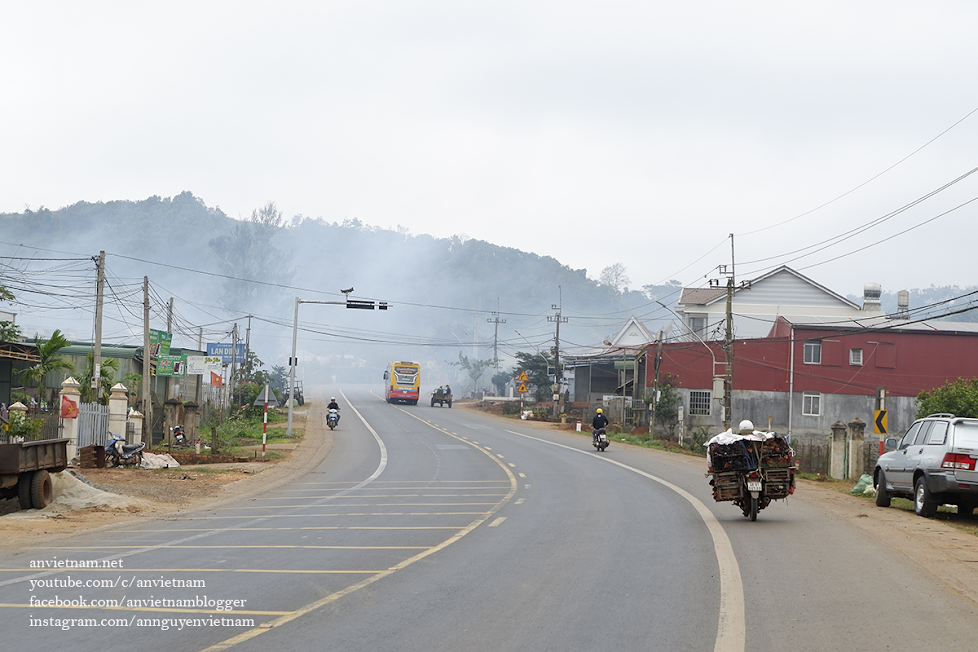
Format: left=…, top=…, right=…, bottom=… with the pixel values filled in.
left=327, top=409, right=340, bottom=430
left=105, top=432, right=145, bottom=468
left=592, top=427, right=609, bottom=452
left=170, top=424, right=188, bottom=447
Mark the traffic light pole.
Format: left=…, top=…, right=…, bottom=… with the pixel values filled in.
left=286, top=294, right=388, bottom=437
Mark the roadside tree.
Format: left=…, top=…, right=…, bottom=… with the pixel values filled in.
left=916, top=377, right=978, bottom=418
left=18, top=329, right=73, bottom=408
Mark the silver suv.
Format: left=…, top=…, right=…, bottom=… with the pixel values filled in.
left=874, top=414, right=978, bottom=517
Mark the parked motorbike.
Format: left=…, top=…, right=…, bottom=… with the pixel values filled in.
left=105, top=432, right=145, bottom=468
left=592, top=427, right=609, bottom=452
left=327, top=409, right=340, bottom=430
left=170, top=424, right=188, bottom=447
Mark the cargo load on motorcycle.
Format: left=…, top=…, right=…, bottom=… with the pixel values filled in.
left=706, top=420, right=796, bottom=521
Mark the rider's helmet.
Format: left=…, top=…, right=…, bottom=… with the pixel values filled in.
left=738, top=419, right=755, bottom=434
left=596, top=408, right=603, bottom=414
left=331, top=397, right=336, bottom=401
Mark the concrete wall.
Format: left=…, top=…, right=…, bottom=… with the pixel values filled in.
left=675, top=388, right=918, bottom=441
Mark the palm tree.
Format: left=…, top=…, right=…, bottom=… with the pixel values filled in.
left=79, top=353, right=119, bottom=404
left=18, top=329, right=74, bottom=408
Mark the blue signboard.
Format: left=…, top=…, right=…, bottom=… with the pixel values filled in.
left=206, top=343, right=247, bottom=364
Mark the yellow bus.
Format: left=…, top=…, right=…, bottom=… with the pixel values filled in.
left=384, top=361, right=421, bottom=404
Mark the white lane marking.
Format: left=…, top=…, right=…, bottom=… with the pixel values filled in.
left=505, top=429, right=744, bottom=652
left=0, top=395, right=389, bottom=589
left=488, top=517, right=506, bottom=527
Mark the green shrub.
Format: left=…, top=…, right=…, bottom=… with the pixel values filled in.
left=7, top=411, right=44, bottom=441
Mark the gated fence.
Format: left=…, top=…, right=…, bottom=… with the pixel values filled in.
left=77, top=402, right=110, bottom=448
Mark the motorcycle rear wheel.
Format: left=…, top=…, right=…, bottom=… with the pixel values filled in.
left=749, top=495, right=759, bottom=521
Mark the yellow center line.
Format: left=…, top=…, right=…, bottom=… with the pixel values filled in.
left=211, top=503, right=499, bottom=509
left=0, top=603, right=292, bottom=616
left=27, top=545, right=429, bottom=550
left=198, top=406, right=519, bottom=652
left=95, top=525, right=465, bottom=533
left=179, top=512, right=490, bottom=519
left=0, top=569, right=394, bottom=574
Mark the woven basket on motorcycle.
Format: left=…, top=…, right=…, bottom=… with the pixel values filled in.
left=712, top=471, right=743, bottom=501
left=759, top=436, right=794, bottom=468
left=708, top=441, right=757, bottom=472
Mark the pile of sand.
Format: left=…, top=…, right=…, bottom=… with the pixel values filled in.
left=1, top=471, right=145, bottom=520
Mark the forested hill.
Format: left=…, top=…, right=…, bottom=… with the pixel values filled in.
left=1, top=192, right=674, bottom=382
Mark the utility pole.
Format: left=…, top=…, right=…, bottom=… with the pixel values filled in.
left=195, top=326, right=203, bottom=405
left=648, top=330, right=663, bottom=435
left=487, top=299, right=506, bottom=371
left=245, top=315, right=252, bottom=379
left=548, top=287, right=568, bottom=418
left=142, top=276, right=152, bottom=442
left=92, top=251, right=105, bottom=398
left=167, top=297, right=173, bottom=332
left=719, top=234, right=735, bottom=430
left=229, top=323, right=238, bottom=415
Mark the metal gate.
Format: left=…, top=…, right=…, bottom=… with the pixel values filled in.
left=77, top=402, right=110, bottom=448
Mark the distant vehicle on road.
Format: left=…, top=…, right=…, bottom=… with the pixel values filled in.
left=384, top=361, right=420, bottom=405
left=430, top=388, right=452, bottom=408
left=875, top=413, right=978, bottom=517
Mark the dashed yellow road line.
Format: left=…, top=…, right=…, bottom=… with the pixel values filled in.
left=103, top=526, right=465, bottom=533
left=197, top=404, right=519, bottom=652
left=0, top=569, right=393, bottom=574
left=180, top=512, right=490, bottom=519
left=28, top=545, right=429, bottom=550
left=0, top=603, right=291, bottom=616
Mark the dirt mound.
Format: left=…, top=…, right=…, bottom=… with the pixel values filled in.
left=0, top=471, right=144, bottom=520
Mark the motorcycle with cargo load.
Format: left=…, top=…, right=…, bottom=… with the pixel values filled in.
left=707, top=422, right=796, bottom=521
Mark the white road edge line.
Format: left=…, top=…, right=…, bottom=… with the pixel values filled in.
left=505, top=429, right=745, bottom=652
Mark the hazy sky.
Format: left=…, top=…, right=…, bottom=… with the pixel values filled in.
left=3, top=1, right=977, bottom=300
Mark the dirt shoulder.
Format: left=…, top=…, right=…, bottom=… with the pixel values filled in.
left=462, top=401, right=978, bottom=605
left=0, top=403, right=333, bottom=546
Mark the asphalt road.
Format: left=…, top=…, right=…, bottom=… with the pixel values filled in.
left=1, top=385, right=976, bottom=651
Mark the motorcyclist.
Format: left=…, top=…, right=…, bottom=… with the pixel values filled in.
left=327, top=397, right=341, bottom=424
left=592, top=408, right=609, bottom=444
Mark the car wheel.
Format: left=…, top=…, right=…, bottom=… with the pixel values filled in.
left=875, top=469, right=891, bottom=508
left=914, top=476, right=938, bottom=518
left=958, top=505, right=975, bottom=516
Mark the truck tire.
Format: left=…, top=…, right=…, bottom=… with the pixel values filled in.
left=31, top=470, right=53, bottom=509
left=18, top=471, right=34, bottom=509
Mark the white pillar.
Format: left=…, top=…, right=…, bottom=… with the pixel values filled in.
left=829, top=421, right=847, bottom=479
left=108, top=383, right=128, bottom=440
left=59, top=377, right=82, bottom=462
left=128, top=410, right=144, bottom=445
